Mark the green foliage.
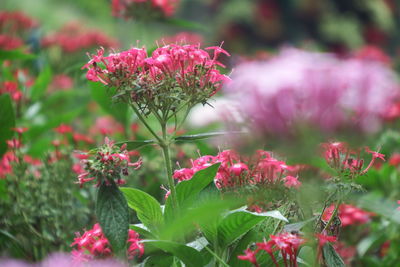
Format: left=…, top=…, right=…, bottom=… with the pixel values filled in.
left=30, top=66, right=52, bottom=101
left=323, top=243, right=345, bottom=267
left=0, top=94, right=15, bottom=158
left=96, top=181, right=129, bottom=254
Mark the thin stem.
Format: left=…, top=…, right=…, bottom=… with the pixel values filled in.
left=322, top=200, right=341, bottom=233
left=160, top=122, right=179, bottom=212
left=129, top=103, right=163, bottom=143
left=202, top=245, right=230, bottom=267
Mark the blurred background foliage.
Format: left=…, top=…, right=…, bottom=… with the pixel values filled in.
left=0, top=0, right=399, bottom=265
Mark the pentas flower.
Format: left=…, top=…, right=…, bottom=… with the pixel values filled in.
left=82, top=44, right=230, bottom=115
left=238, top=232, right=305, bottom=267
left=41, top=22, right=119, bottom=53
left=321, top=141, right=385, bottom=178
left=112, top=0, right=179, bottom=19
left=75, top=137, right=142, bottom=187
left=316, top=233, right=337, bottom=248
left=322, top=204, right=374, bottom=227
left=173, top=149, right=300, bottom=191
left=0, top=11, right=38, bottom=33
left=0, top=34, right=23, bottom=50
left=1, top=81, right=22, bottom=102
left=71, top=223, right=144, bottom=261
left=224, top=48, right=399, bottom=135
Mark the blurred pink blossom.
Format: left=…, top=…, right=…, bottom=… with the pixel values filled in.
left=225, top=48, right=399, bottom=135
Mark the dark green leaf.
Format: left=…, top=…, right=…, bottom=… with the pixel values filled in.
left=0, top=49, right=36, bottom=61
left=121, top=187, right=163, bottom=232
left=323, top=243, right=345, bottom=267
left=96, top=181, right=129, bottom=253
left=30, top=66, right=52, bottom=101
left=116, top=140, right=156, bottom=150
left=284, top=217, right=317, bottom=233
left=143, top=254, right=175, bottom=267
left=174, top=131, right=244, bottom=142
left=0, top=94, right=15, bottom=158
left=89, top=82, right=128, bottom=125
left=142, top=240, right=205, bottom=267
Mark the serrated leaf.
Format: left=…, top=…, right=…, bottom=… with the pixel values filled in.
left=217, top=210, right=268, bottom=247
left=0, top=94, right=15, bottom=158
left=174, top=131, right=244, bottom=142
left=121, top=187, right=163, bottom=232
left=89, top=82, right=128, bottom=125
left=96, top=181, right=129, bottom=253
left=30, top=65, right=52, bottom=101
left=142, top=240, right=205, bottom=267
left=323, top=243, right=345, bottom=267
left=115, top=140, right=156, bottom=150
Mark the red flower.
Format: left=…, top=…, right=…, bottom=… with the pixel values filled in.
left=316, top=233, right=337, bottom=247
left=237, top=248, right=259, bottom=267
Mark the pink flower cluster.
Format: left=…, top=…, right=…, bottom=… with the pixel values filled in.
left=158, top=32, right=204, bottom=46
left=71, top=223, right=144, bottom=261
left=0, top=11, right=38, bottom=33
left=112, top=0, right=179, bottom=19
left=0, top=34, right=23, bottom=50
left=0, top=81, right=22, bottom=102
left=322, top=141, right=385, bottom=177
left=83, top=44, right=230, bottom=108
left=225, top=48, right=399, bottom=135
left=173, top=149, right=300, bottom=190
left=41, top=22, right=119, bottom=53
left=238, top=232, right=305, bottom=267
left=322, top=204, right=374, bottom=227
left=75, top=137, right=142, bottom=187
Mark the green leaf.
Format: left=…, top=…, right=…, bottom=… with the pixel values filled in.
left=130, top=224, right=156, bottom=239
left=322, top=243, right=345, bottom=267
left=30, top=65, right=52, bottom=101
left=96, top=181, right=129, bottom=253
left=0, top=94, right=15, bottom=158
left=142, top=240, right=205, bottom=267
left=284, top=217, right=317, bottom=233
left=121, top=187, right=163, bottom=232
left=89, top=82, right=128, bottom=125
left=164, top=163, right=220, bottom=223
left=175, top=163, right=220, bottom=204
left=174, top=131, right=244, bottom=142
left=116, top=140, right=156, bottom=150
left=217, top=210, right=268, bottom=247
left=0, top=49, right=36, bottom=61
left=143, top=254, right=175, bottom=267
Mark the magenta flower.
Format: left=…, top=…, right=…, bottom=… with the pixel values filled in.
left=225, top=48, right=399, bottom=135
left=112, top=0, right=180, bottom=19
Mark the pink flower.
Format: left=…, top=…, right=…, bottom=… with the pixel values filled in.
left=322, top=204, right=374, bottom=227
left=112, top=0, right=180, bottom=19
left=237, top=248, right=259, bottom=267
left=316, top=233, right=337, bottom=247
left=283, top=176, right=301, bottom=189
left=397, top=200, right=400, bottom=211
left=225, top=48, right=399, bottom=135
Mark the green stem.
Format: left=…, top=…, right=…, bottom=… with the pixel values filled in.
left=129, top=103, right=163, bottom=144
left=322, top=200, right=341, bottom=233
left=160, top=122, right=179, bottom=212
left=203, top=245, right=230, bottom=267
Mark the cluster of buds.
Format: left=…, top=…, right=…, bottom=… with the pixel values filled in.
left=82, top=44, right=230, bottom=116
left=238, top=232, right=306, bottom=267
left=173, top=149, right=301, bottom=190
left=71, top=223, right=144, bottom=262
left=322, top=203, right=374, bottom=227
left=111, top=0, right=179, bottom=20
left=75, top=137, right=142, bottom=187
left=322, top=141, right=385, bottom=178
left=41, top=22, right=119, bottom=53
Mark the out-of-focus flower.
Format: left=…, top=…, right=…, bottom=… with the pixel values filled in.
left=238, top=232, right=305, bottom=267
left=321, top=141, right=385, bottom=177
left=41, top=22, right=119, bottom=53
left=173, top=149, right=300, bottom=192
left=316, top=233, right=337, bottom=248
left=225, top=48, right=399, bottom=136
left=112, top=0, right=179, bottom=19
left=354, top=45, right=391, bottom=65
left=91, top=116, right=125, bottom=136
left=71, top=223, right=143, bottom=261
left=0, top=11, right=38, bottom=33
left=1, top=81, right=22, bottom=102
left=0, top=34, right=23, bottom=50
left=54, top=124, right=73, bottom=134
left=397, top=200, right=400, bottom=211
left=389, top=153, right=400, bottom=167
left=333, top=241, right=356, bottom=265
left=49, top=74, right=74, bottom=91
left=322, top=204, right=374, bottom=227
